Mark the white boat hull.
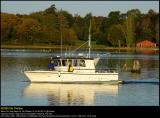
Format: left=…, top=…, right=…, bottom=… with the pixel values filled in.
left=24, top=71, right=119, bottom=83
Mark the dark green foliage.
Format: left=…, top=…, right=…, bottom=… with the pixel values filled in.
left=1, top=5, right=159, bottom=47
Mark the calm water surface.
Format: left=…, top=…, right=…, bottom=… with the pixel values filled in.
left=1, top=49, right=159, bottom=106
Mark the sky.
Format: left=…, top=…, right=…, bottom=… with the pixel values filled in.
left=1, top=1, right=159, bottom=17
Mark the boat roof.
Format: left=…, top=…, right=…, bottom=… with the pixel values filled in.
left=51, top=57, right=94, bottom=60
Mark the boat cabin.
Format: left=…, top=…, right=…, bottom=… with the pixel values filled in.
left=51, top=57, right=96, bottom=73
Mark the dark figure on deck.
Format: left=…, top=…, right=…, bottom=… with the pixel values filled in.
left=48, top=61, right=55, bottom=71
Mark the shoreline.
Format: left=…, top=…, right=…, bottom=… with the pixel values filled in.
left=1, top=44, right=159, bottom=51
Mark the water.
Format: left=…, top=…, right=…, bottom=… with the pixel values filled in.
left=1, top=49, right=159, bottom=106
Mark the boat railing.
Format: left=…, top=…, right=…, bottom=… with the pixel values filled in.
left=74, top=68, right=118, bottom=73
left=96, top=68, right=118, bottom=73
left=22, top=66, right=32, bottom=73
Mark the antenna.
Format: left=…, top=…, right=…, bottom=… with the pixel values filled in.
left=88, top=20, right=91, bottom=58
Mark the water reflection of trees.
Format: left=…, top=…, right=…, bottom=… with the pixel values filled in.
left=141, top=59, right=159, bottom=69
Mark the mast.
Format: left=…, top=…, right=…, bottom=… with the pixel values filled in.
left=61, top=31, right=62, bottom=58
left=60, top=9, right=63, bottom=58
left=88, top=20, right=91, bottom=58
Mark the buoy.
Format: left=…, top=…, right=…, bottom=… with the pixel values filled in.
left=131, top=60, right=141, bottom=73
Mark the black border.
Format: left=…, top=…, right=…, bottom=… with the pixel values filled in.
left=1, top=0, right=159, bottom=1
left=1, top=0, right=159, bottom=117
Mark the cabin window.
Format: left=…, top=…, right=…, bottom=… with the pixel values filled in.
left=54, top=60, right=61, bottom=66
left=73, top=59, right=78, bottom=66
left=79, top=60, right=86, bottom=67
left=62, top=60, right=67, bottom=66
left=68, top=59, right=72, bottom=66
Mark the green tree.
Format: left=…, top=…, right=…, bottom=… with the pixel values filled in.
left=139, top=9, right=158, bottom=43
left=107, top=11, right=121, bottom=25
left=61, top=10, right=74, bottom=27
left=155, top=16, right=159, bottom=43
left=122, top=9, right=141, bottom=47
left=44, top=4, right=57, bottom=14
left=1, top=13, right=19, bottom=43
left=57, top=10, right=69, bottom=45
left=82, top=13, right=92, bottom=41
left=62, top=28, right=78, bottom=45
left=73, top=15, right=84, bottom=40
left=125, top=14, right=135, bottom=47
left=1, top=6, right=159, bottom=47
left=16, top=18, right=42, bottom=44
left=107, top=24, right=125, bottom=47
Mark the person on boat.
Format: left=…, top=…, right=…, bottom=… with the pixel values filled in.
left=68, top=64, right=74, bottom=72
left=48, top=60, right=55, bottom=71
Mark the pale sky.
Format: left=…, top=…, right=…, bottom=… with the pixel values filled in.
left=1, top=1, right=159, bottom=17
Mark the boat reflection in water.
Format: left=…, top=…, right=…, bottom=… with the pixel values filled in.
left=23, top=83, right=118, bottom=106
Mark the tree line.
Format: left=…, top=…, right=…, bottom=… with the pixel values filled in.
left=1, top=4, right=159, bottom=47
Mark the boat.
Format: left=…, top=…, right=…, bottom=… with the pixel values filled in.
left=24, top=20, right=119, bottom=83
left=24, top=57, right=119, bottom=83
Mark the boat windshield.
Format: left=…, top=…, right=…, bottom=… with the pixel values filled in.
left=54, top=59, right=61, bottom=66
left=79, top=60, right=86, bottom=67
left=54, top=59, right=86, bottom=67
left=62, top=59, right=67, bottom=66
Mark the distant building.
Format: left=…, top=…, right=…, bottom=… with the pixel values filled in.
left=136, top=40, right=156, bottom=48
